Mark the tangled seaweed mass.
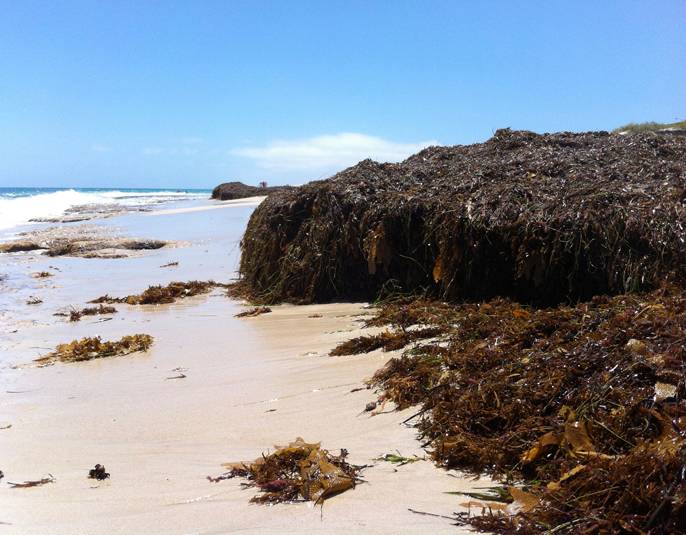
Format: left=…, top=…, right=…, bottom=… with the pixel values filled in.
left=334, top=290, right=686, bottom=533
left=209, top=438, right=362, bottom=504
left=238, top=129, right=686, bottom=305
left=91, top=280, right=221, bottom=305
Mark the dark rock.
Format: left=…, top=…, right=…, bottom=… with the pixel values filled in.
left=88, top=464, right=110, bottom=480
left=0, top=240, right=42, bottom=253
left=211, top=181, right=290, bottom=201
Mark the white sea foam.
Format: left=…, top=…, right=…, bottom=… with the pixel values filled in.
left=0, top=189, right=205, bottom=231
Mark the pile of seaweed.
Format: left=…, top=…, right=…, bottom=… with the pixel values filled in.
left=68, top=304, right=117, bottom=322
left=208, top=437, right=362, bottom=504
left=91, top=280, right=221, bottom=305
left=237, top=129, right=686, bottom=305
left=338, top=289, right=686, bottom=533
left=211, top=181, right=291, bottom=201
left=35, top=334, right=153, bottom=366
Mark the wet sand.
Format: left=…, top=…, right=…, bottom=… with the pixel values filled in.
left=0, top=199, right=482, bottom=533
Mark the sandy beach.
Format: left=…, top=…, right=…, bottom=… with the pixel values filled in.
left=1, top=198, right=482, bottom=534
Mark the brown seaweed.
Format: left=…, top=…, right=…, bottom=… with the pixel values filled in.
left=91, top=280, right=221, bottom=305
left=234, top=306, right=272, bottom=318
left=69, top=304, right=117, bottom=322
left=357, top=288, right=686, bottom=533
left=208, top=437, right=363, bottom=504
left=35, top=334, right=153, bottom=366
left=330, top=327, right=442, bottom=356
left=236, top=130, right=686, bottom=306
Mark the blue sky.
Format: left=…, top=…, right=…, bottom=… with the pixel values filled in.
left=0, top=1, right=684, bottom=188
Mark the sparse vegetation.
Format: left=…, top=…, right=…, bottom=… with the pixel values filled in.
left=613, top=119, right=686, bottom=133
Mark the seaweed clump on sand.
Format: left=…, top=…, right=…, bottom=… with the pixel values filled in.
left=330, top=326, right=441, bottom=356
left=237, top=129, right=686, bottom=305
left=351, top=288, right=686, bottom=533
left=91, top=280, right=221, bottom=305
left=68, top=304, right=117, bottom=322
left=35, top=334, right=153, bottom=366
left=234, top=306, right=271, bottom=318
left=208, top=438, right=363, bottom=504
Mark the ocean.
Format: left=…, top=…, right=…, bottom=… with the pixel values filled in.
left=0, top=187, right=211, bottom=232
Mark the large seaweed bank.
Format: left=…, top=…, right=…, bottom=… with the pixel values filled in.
left=238, top=129, right=686, bottom=305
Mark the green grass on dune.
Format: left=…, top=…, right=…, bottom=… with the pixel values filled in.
left=613, top=119, right=686, bottom=133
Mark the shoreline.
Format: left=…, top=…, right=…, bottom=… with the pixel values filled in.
left=0, top=199, right=481, bottom=533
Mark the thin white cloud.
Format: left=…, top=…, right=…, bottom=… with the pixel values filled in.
left=181, top=137, right=204, bottom=145
left=142, top=147, right=165, bottom=155
left=230, top=133, right=438, bottom=171
left=91, top=144, right=113, bottom=153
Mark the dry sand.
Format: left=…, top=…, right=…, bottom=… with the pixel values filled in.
left=0, top=200, right=485, bottom=534
left=146, top=196, right=266, bottom=216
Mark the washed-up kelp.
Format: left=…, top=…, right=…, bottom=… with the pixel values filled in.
left=35, top=334, right=153, bottom=365
left=237, top=129, right=686, bottom=305
left=355, top=288, right=686, bottom=533
left=330, top=327, right=441, bottom=356
left=234, top=306, right=272, bottom=318
left=91, top=280, right=221, bottom=305
left=208, top=438, right=363, bottom=504
left=68, top=304, right=117, bottom=322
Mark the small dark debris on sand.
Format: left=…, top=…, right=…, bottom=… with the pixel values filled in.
left=35, top=334, right=153, bottom=366
left=26, top=296, right=43, bottom=305
left=160, top=261, right=179, bottom=268
left=235, top=306, right=272, bottom=318
left=8, top=474, right=55, bottom=488
left=364, top=401, right=377, bottom=412
left=69, top=304, right=117, bottom=322
left=88, top=464, right=110, bottom=480
left=208, top=437, right=363, bottom=504
left=91, top=280, right=222, bottom=305
left=165, top=373, right=186, bottom=380
left=31, top=271, right=53, bottom=278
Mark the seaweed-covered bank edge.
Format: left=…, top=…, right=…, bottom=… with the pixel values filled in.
left=235, top=128, right=686, bottom=306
